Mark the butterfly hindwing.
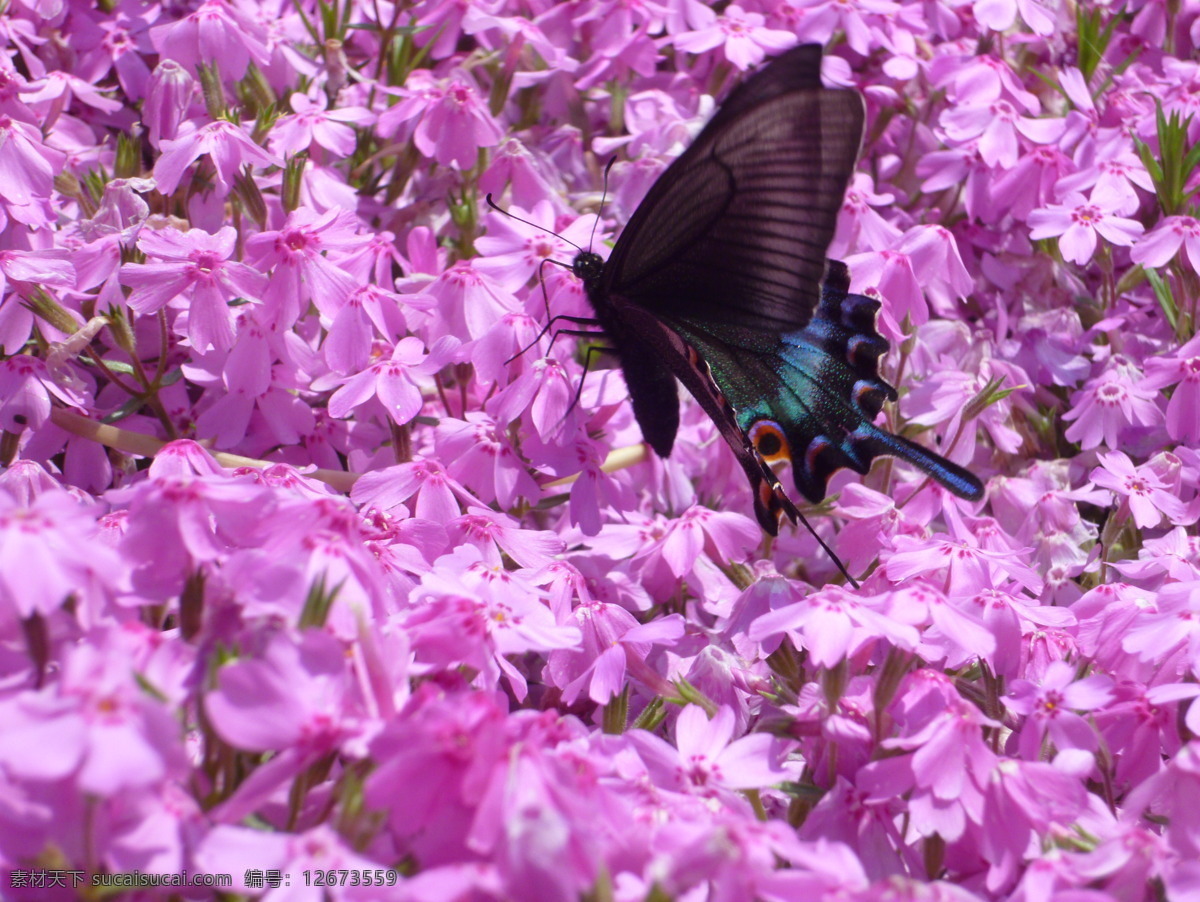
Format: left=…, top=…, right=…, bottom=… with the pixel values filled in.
left=610, top=299, right=800, bottom=534
left=667, top=261, right=984, bottom=506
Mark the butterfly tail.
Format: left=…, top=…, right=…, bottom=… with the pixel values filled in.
left=861, top=428, right=986, bottom=501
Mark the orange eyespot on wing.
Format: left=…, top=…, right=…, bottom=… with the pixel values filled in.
left=748, top=420, right=791, bottom=464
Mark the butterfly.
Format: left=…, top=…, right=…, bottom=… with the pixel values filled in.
left=502, top=44, right=984, bottom=552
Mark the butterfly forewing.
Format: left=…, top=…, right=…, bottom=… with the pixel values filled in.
left=603, top=74, right=864, bottom=335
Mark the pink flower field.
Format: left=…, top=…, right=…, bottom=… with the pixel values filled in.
left=1, top=0, right=1200, bottom=899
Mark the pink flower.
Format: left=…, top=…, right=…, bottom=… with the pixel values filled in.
left=380, top=69, right=503, bottom=170
left=435, top=414, right=541, bottom=509
left=121, top=226, right=266, bottom=351
left=475, top=200, right=596, bottom=290
left=1132, top=214, right=1200, bottom=272
left=270, top=91, right=375, bottom=158
left=1063, top=365, right=1164, bottom=450
left=1142, top=333, right=1200, bottom=445
left=940, top=96, right=1063, bottom=168
left=0, top=355, right=83, bottom=433
left=316, top=335, right=458, bottom=427
left=673, top=5, right=795, bottom=70
left=630, top=705, right=788, bottom=797
left=148, top=0, right=270, bottom=79
left=0, top=634, right=180, bottom=796
left=1004, top=660, right=1113, bottom=757
left=749, top=585, right=921, bottom=667
left=1027, top=187, right=1145, bottom=265
left=1090, top=451, right=1192, bottom=529
left=0, top=488, right=117, bottom=623
left=244, top=208, right=365, bottom=328
left=152, top=119, right=282, bottom=195
left=0, top=112, right=66, bottom=213
left=205, top=630, right=358, bottom=760
left=546, top=602, right=683, bottom=704
left=973, top=0, right=1057, bottom=34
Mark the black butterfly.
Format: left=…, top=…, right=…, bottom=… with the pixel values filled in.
left=493, top=44, right=983, bottom=560
left=563, top=44, right=983, bottom=540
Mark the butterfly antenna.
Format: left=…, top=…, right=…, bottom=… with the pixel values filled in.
left=588, top=157, right=618, bottom=251
left=484, top=194, right=585, bottom=254
left=792, top=508, right=860, bottom=589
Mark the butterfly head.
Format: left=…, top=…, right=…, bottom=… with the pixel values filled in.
left=572, top=251, right=605, bottom=285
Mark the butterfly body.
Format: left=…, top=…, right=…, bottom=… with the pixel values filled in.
left=569, top=44, right=983, bottom=534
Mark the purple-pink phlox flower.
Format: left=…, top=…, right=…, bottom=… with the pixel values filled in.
left=1027, top=186, right=1145, bottom=266
left=977, top=757, right=1090, bottom=893
left=1112, top=526, right=1200, bottom=584
left=1063, top=363, right=1164, bottom=450
left=0, top=247, right=75, bottom=301
left=1004, top=660, right=1114, bottom=757
left=121, top=225, right=266, bottom=352
left=991, top=144, right=1076, bottom=221
left=886, top=533, right=1045, bottom=598
left=20, top=69, right=123, bottom=129
left=315, top=334, right=458, bottom=427
left=352, top=458, right=479, bottom=524
left=845, top=248, right=928, bottom=335
left=379, top=69, right=503, bottom=170
left=1123, top=580, right=1200, bottom=671
left=1133, top=214, right=1200, bottom=275
left=0, top=633, right=181, bottom=796
left=487, top=355, right=576, bottom=443
left=930, top=52, right=1040, bottom=112
left=0, top=112, right=66, bottom=212
left=479, top=137, right=565, bottom=210
left=270, top=91, right=375, bottom=158
left=405, top=546, right=581, bottom=698
left=917, top=143, right=997, bottom=222
left=1055, top=141, right=1155, bottom=217
left=426, top=258, right=521, bottom=343
left=973, top=0, right=1057, bottom=34
left=205, top=630, right=359, bottom=762
left=364, top=688, right=508, bottom=866
left=244, top=207, right=365, bottom=328
left=546, top=601, right=683, bottom=704
left=1094, top=681, right=1195, bottom=794
left=830, top=173, right=902, bottom=257
left=0, top=487, right=117, bottom=625
left=749, top=584, right=920, bottom=668
left=631, top=705, right=788, bottom=798
left=634, top=505, right=761, bottom=579
left=1090, top=450, right=1192, bottom=529
left=885, top=583, right=997, bottom=670
left=0, top=354, right=84, bottom=432
left=673, top=4, right=795, bottom=70
left=321, top=284, right=407, bottom=375
left=110, top=465, right=278, bottom=597
left=142, top=60, right=194, bottom=148
left=940, top=94, right=1063, bottom=169
left=834, top=483, right=929, bottom=575
left=152, top=119, right=282, bottom=195
left=446, top=507, right=564, bottom=569
left=435, top=414, right=541, bottom=510
left=148, top=0, right=270, bottom=80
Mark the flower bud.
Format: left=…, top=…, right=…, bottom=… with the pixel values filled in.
left=144, top=60, right=195, bottom=148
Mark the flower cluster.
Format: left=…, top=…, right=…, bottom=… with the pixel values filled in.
left=1, top=0, right=1200, bottom=900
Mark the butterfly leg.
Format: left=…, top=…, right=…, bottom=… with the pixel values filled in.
left=558, top=339, right=618, bottom=426
left=505, top=314, right=604, bottom=365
